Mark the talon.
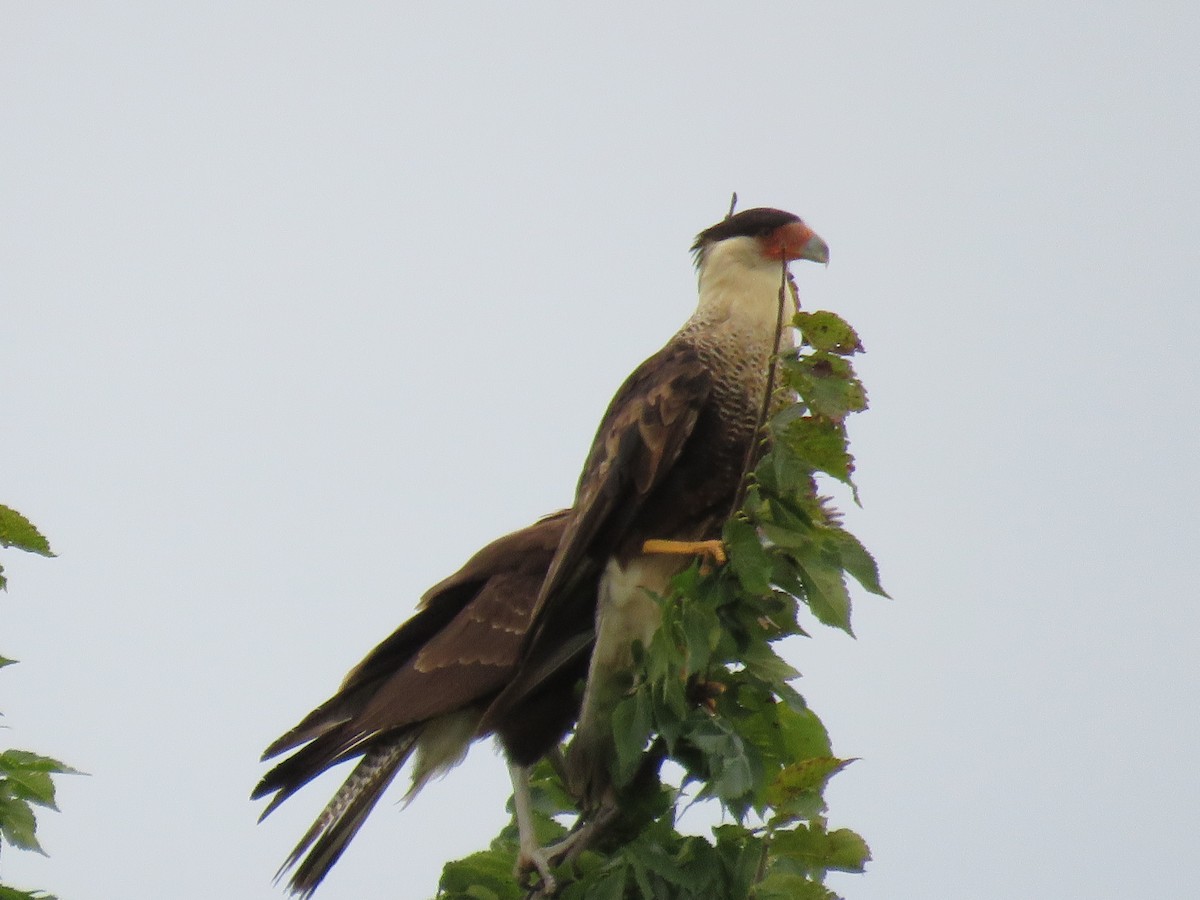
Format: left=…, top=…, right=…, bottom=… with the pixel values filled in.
left=516, top=849, right=557, bottom=896
left=688, top=676, right=727, bottom=715
left=641, top=538, right=727, bottom=566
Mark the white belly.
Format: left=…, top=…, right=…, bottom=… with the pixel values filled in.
left=568, top=553, right=686, bottom=806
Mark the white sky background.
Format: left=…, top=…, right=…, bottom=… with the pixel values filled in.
left=3, top=2, right=1198, bottom=898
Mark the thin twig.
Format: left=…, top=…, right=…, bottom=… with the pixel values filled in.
left=726, top=192, right=738, bottom=219
left=728, top=258, right=793, bottom=520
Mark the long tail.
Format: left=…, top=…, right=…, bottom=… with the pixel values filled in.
left=278, top=735, right=415, bottom=898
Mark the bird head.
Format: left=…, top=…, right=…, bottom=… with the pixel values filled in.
left=691, top=207, right=829, bottom=269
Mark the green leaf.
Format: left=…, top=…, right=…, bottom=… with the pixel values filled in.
left=0, top=794, right=44, bottom=855
left=752, top=872, right=837, bottom=900
left=790, top=545, right=854, bottom=635
left=774, top=704, right=833, bottom=761
left=776, top=417, right=855, bottom=487
left=438, top=849, right=522, bottom=900
left=782, top=353, right=867, bottom=421
left=725, top=518, right=772, bottom=595
left=766, top=758, right=852, bottom=810
left=0, top=507, right=54, bottom=557
left=771, top=823, right=871, bottom=875
left=828, top=529, right=889, bottom=598
left=611, top=689, right=654, bottom=788
left=794, top=310, right=863, bottom=355
left=585, top=866, right=627, bottom=900
left=0, top=752, right=82, bottom=778
left=0, top=657, right=18, bottom=670
left=679, top=595, right=720, bottom=676
left=0, top=770, right=57, bottom=811
left=0, top=887, right=58, bottom=900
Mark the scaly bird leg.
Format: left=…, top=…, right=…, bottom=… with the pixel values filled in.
left=508, top=761, right=556, bottom=896
left=641, top=538, right=727, bottom=571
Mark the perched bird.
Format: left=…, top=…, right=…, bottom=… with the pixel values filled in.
left=483, top=207, right=829, bottom=874
left=254, top=510, right=592, bottom=897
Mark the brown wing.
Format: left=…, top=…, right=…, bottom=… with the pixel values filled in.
left=255, top=512, right=572, bottom=896
left=254, top=510, right=568, bottom=804
left=482, top=342, right=712, bottom=725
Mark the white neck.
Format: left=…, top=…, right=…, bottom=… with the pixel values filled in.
left=686, top=236, right=796, bottom=337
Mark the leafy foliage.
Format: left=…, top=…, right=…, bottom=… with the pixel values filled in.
left=0, top=505, right=55, bottom=593
left=439, top=311, right=884, bottom=899
left=0, top=506, right=71, bottom=898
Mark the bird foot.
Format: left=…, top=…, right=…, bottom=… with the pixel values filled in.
left=641, top=538, right=727, bottom=570
left=516, top=848, right=557, bottom=898
left=518, top=805, right=620, bottom=898
left=688, top=676, right=727, bottom=715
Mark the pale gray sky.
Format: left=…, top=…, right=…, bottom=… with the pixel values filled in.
left=3, top=3, right=1198, bottom=898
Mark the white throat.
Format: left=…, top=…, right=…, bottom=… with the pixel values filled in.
left=684, top=235, right=797, bottom=342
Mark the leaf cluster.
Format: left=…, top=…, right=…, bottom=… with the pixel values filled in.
left=439, top=312, right=883, bottom=898
left=0, top=505, right=70, bottom=899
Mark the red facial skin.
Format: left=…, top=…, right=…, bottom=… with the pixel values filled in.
left=760, top=221, right=825, bottom=262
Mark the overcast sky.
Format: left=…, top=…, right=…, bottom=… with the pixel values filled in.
left=3, top=3, right=1198, bottom=898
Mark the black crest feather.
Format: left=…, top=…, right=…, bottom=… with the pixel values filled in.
left=691, top=207, right=801, bottom=255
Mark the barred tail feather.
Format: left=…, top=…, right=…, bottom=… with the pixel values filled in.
left=280, top=736, right=415, bottom=898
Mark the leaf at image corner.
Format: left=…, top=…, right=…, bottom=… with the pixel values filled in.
left=0, top=507, right=54, bottom=557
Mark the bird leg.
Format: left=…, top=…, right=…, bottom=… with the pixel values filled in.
left=540, top=801, right=620, bottom=868
left=508, top=761, right=557, bottom=896
left=641, top=538, right=727, bottom=567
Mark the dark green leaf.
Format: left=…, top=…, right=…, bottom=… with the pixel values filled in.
left=612, top=689, right=654, bottom=788
left=679, top=597, right=720, bottom=676
left=828, top=529, right=889, bottom=597
left=791, top=546, right=854, bottom=635
left=0, top=770, right=57, bottom=810
left=725, top=518, right=772, bottom=595
left=782, top=353, right=867, bottom=421
left=586, top=866, right=627, bottom=900
left=0, top=752, right=81, bottom=777
left=438, top=849, right=522, bottom=900
left=0, top=795, right=44, bottom=854
left=777, top=417, right=854, bottom=487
